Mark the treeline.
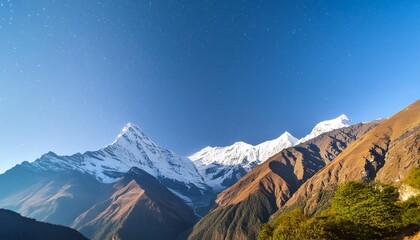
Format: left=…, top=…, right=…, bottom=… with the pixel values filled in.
left=258, top=168, right=420, bottom=240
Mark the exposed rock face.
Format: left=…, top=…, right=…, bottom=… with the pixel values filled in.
left=188, top=120, right=380, bottom=240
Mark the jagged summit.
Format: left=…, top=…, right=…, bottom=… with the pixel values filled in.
left=256, top=131, right=298, bottom=148
left=111, top=122, right=150, bottom=145
left=191, top=131, right=298, bottom=167
left=296, top=114, right=352, bottom=144
left=190, top=131, right=298, bottom=190
left=256, top=131, right=299, bottom=163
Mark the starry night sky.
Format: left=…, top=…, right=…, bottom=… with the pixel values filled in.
left=0, top=0, right=419, bottom=172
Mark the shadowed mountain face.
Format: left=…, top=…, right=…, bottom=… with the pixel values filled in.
left=281, top=100, right=420, bottom=214
left=0, top=209, right=87, bottom=240
left=73, top=167, right=197, bottom=240
left=0, top=164, right=111, bottom=226
left=188, top=120, right=381, bottom=240
left=0, top=164, right=109, bottom=226
left=0, top=165, right=197, bottom=240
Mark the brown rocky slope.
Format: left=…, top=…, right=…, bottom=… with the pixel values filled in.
left=72, top=167, right=198, bottom=240
left=188, top=120, right=381, bottom=240
left=280, top=100, right=420, bottom=214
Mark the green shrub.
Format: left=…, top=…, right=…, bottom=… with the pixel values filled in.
left=329, top=181, right=402, bottom=239
left=259, top=178, right=420, bottom=240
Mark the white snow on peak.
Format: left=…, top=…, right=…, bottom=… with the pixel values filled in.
left=256, top=131, right=299, bottom=162
left=190, top=131, right=297, bottom=168
left=296, top=114, right=351, bottom=145
left=110, top=123, right=158, bottom=150
left=28, top=114, right=352, bottom=195
left=31, top=123, right=207, bottom=191
left=111, top=122, right=138, bottom=144
left=189, top=131, right=298, bottom=190
left=190, top=115, right=352, bottom=190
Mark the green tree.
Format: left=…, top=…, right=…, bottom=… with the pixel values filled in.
left=259, top=178, right=419, bottom=240
left=329, top=181, right=402, bottom=239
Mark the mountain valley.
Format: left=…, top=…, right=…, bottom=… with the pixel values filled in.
left=0, top=101, right=418, bottom=240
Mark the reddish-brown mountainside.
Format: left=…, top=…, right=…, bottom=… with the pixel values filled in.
left=282, top=100, right=420, bottom=214
left=188, top=120, right=381, bottom=240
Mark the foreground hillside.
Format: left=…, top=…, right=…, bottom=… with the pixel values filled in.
left=0, top=209, right=87, bottom=240
left=259, top=168, right=420, bottom=240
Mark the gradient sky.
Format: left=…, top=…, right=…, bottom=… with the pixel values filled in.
left=0, top=0, right=419, bottom=173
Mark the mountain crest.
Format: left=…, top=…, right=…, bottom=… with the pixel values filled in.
left=296, top=114, right=352, bottom=144
left=261, top=131, right=298, bottom=145
left=190, top=131, right=298, bottom=190
left=111, top=122, right=152, bottom=146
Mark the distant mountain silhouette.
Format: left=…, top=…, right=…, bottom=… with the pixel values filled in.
left=0, top=209, right=87, bottom=240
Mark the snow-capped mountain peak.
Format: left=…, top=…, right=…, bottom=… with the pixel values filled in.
left=112, top=123, right=150, bottom=144
left=190, top=131, right=298, bottom=190
left=190, top=132, right=297, bottom=169
left=255, top=131, right=299, bottom=162
left=30, top=123, right=210, bottom=204
left=113, top=122, right=138, bottom=142
left=296, top=114, right=351, bottom=144
left=257, top=131, right=298, bottom=147
left=190, top=115, right=352, bottom=191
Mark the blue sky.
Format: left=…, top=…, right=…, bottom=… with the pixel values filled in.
left=0, top=0, right=419, bottom=173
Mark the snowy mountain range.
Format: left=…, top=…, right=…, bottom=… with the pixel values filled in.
left=190, top=132, right=298, bottom=190
left=189, top=114, right=351, bottom=190
left=24, top=114, right=351, bottom=203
